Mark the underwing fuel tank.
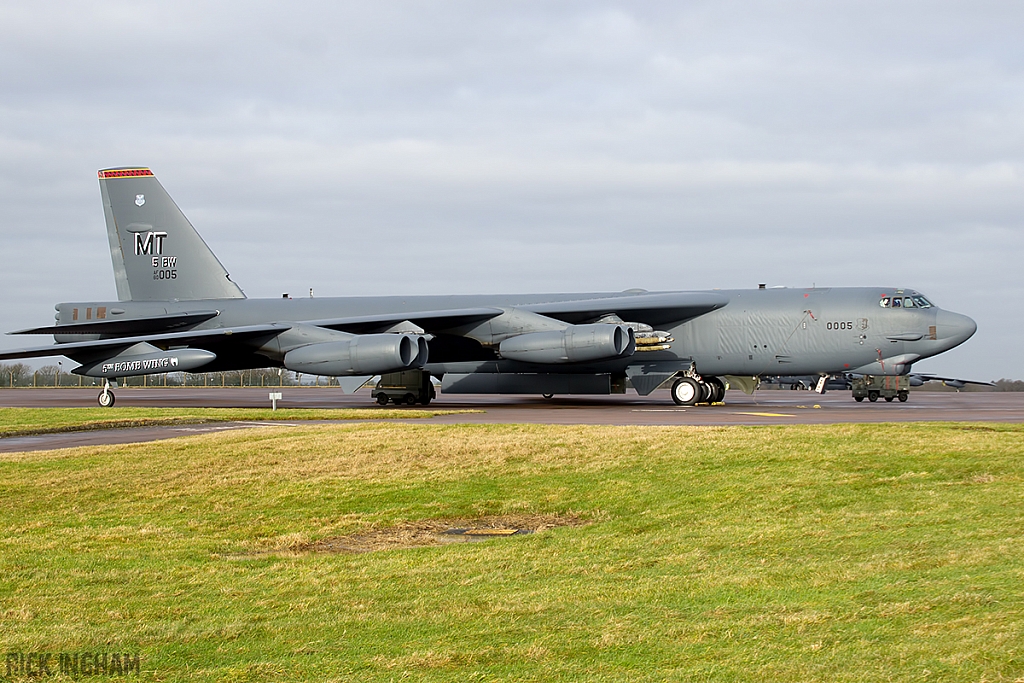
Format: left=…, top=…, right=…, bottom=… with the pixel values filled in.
left=73, top=345, right=216, bottom=378
left=499, top=324, right=634, bottom=364
left=284, top=334, right=427, bottom=376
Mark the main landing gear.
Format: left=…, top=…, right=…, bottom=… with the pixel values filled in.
left=97, top=379, right=115, bottom=407
left=671, top=376, right=725, bottom=406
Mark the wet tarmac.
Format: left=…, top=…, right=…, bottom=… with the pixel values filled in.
left=1, top=387, right=1022, bottom=453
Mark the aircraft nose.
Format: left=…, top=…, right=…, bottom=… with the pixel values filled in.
left=935, top=309, right=977, bottom=348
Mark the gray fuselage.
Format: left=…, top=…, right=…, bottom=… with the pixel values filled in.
left=55, top=286, right=977, bottom=379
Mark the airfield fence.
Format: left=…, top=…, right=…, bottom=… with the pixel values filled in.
left=0, top=363, right=346, bottom=389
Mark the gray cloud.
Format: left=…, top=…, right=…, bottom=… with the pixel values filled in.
left=1, top=1, right=1022, bottom=379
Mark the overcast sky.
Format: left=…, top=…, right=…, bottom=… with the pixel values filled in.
left=1, top=1, right=1021, bottom=380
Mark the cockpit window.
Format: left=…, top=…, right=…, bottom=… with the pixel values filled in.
left=911, top=295, right=932, bottom=308
left=880, top=294, right=933, bottom=309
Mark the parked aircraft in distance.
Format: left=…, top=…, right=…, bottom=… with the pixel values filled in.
left=907, top=374, right=994, bottom=390
left=764, top=373, right=993, bottom=392
left=763, top=375, right=852, bottom=391
left=0, top=168, right=980, bottom=407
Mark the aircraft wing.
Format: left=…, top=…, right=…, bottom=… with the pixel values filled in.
left=0, top=293, right=725, bottom=363
left=522, top=291, right=730, bottom=326
left=909, top=373, right=995, bottom=388
left=0, top=324, right=286, bottom=361
left=306, top=307, right=504, bottom=334
left=10, top=310, right=221, bottom=336
left=306, top=293, right=727, bottom=333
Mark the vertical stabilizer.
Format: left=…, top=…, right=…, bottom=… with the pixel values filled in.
left=98, top=167, right=245, bottom=301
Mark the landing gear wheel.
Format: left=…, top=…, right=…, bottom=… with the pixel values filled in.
left=376, top=393, right=389, bottom=406
left=542, top=393, right=554, bottom=399
left=404, top=393, right=417, bottom=406
left=671, top=377, right=701, bottom=406
left=705, top=377, right=726, bottom=403
left=97, top=390, right=115, bottom=407
left=854, top=395, right=864, bottom=402
left=897, top=390, right=909, bottom=403
left=868, top=391, right=879, bottom=403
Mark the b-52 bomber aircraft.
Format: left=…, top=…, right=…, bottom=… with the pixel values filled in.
left=1, top=167, right=979, bottom=407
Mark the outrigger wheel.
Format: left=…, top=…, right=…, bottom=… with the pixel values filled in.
left=671, top=377, right=702, bottom=406
left=97, top=379, right=115, bottom=407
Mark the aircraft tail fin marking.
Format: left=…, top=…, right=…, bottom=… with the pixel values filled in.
left=98, top=167, right=245, bottom=302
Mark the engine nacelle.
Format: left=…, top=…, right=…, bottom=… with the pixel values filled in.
left=284, top=334, right=426, bottom=376
left=499, top=324, right=634, bottom=364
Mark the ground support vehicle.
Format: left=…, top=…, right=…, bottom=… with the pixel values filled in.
left=852, top=375, right=910, bottom=403
left=372, top=370, right=436, bottom=406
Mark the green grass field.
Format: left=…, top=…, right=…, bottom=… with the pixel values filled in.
left=1, top=422, right=1022, bottom=681
left=0, top=407, right=471, bottom=437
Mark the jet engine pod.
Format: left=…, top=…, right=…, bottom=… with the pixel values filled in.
left=74, top=346, right=216, bottom=378
left=499, top=324, right=634, bottom=364
left=413, top=336, right=429, bottom=367
left=284, top=333, right=420, bottom=376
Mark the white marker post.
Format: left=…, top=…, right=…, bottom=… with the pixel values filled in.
left=269, top=391, right=282, bottom=410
